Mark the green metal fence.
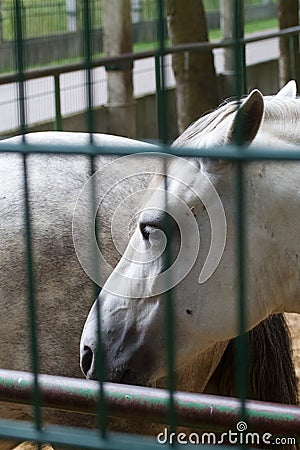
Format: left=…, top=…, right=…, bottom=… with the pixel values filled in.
left=0, top=0, right=299, bottom=449
left=0, top=0, right=277, bottom=40
left=0, top=0, right=279, bottom=72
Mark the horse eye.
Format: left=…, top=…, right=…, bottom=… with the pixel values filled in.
left=139, top=222, right=151, bottom=241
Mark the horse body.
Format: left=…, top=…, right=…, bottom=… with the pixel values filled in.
left=81, top=83, right=300, bottom=387
left=0, top=133, right=164, bottom=446
left=0, top=132, right=155, bottom=376
left=0, top=132, right=232, bottom=448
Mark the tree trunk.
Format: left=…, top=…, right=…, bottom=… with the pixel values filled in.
left=278, top=0, right=300, bottom=86
left=103, top=0, right=136, bottom=137
left=166, top=0, right=219, bottom=134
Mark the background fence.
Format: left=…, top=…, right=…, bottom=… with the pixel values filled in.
left=0, top=29, right=285, bottom=139
left=0, top=1, right=277, bottom=39
left=0, top=0, right=282, bottom=139
left=0, top=1, right=278, bottom=70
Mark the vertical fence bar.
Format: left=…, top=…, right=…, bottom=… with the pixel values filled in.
left=82, top=0, right=108, bottom=437
left=155, top=55, right=166, bottom=143
left=154, top=49, right=168, bottom=145
left=234, top=154, right=249, bottom=429
left=54, top=74, right=62, bottom=131
left=156, top=0, right=177, bottom=435
left=288, top=34, right=297, bottom=82
left=14, top=0, right=26, bottom=137
left=233, top=0, right=246, bottom=99
left=14, top=0, right=42, bottom=437
left=22, top=133, right=43, bottom=436
left=155, top=0, right=168, bottom=144
left=83, top=0, right=94, bottom=140
left=233, top=0, right=249, bottom=433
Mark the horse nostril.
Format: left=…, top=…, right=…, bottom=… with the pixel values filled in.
left=81, top=345, right=94, bottom=377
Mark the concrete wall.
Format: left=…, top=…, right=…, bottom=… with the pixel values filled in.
left=11, top=57, right=278, bottom=143
left=17, top=89, right=178, bottom=142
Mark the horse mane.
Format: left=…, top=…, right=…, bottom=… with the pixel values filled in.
left=208, top=314, right=298, bottom=449
left=263, top=96, right=300, bottom=124
left=172, top=100, right=238, bottom=147
left=172, top=94, right=300, bottom=148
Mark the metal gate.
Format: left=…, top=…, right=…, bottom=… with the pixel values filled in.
left=0, top=0, right=299, bottom=448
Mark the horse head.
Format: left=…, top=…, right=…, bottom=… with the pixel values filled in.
left=80, top=81, right=300, bottom=385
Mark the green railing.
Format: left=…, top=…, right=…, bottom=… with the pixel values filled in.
left=0, top=0, right=299, bottom=449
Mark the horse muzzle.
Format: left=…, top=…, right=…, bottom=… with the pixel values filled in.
left=80, top=339, right=153, bottom=386
left=80, top=302, right=157, bottom=386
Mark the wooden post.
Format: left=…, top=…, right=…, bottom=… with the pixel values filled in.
left=103, top=0, right=136, bottom=137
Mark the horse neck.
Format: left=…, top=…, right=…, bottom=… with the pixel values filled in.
left=259, top=98, right=300, bottom=146
left=246, top=160, right=300, bottom=314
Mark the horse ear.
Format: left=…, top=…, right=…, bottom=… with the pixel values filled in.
left=227, top=89, right=264, bottom=145
left=276, top=80, right=297, bottom=98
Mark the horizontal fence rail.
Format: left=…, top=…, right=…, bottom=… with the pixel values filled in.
left=1, top=141, right=300, bottom=160
left=0, top=25, right=298, bottom=137
left=0, top=420, right=250, bottom=450
left=0, top=369, right=299, bottom=437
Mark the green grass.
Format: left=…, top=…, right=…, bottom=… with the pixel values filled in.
left=132, top=18, right=278, bottom=53
left=133, top=40, right=168, bottom=52
left=2, top=0, right=103, bottom=39
left=209, top=17, right=278, bottom=41
left=244, top=17, right=278, bottom=33
left=203, top=0, right=277, bottom=13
